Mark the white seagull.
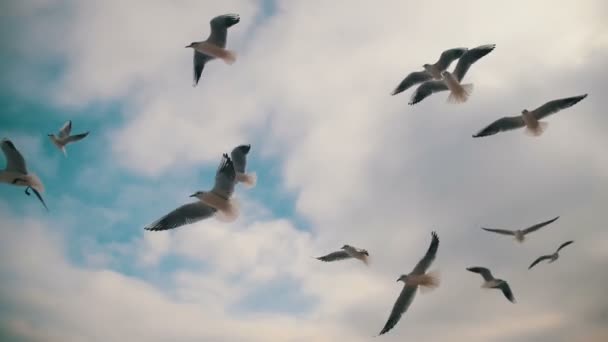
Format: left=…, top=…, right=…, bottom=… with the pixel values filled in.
left=0, top=138, right=48, bottom=210
left=481, top=216, right=559, bottom=243
left=472, top=94, right=588, bottom=137
left=409, top=44, right=496, bottom=105
left=378, top=231, right=440, bottom=336
left=316, top=244, right=369, bottom=265
left=230, top=144, right=257, bottom=188
left=144, top=154, right=238, bottom=231
left=467, top=267, right=515, bottom=303
left=391, top=47, right=468, bottom=96
left=528, top=240, right=574, bottom=270
left=187, top=13, right=240, bottom=86
left=48, top=120, right=89, bottom=156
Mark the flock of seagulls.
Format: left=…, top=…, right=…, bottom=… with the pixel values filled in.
left=0, top=11, right=592, bottom=338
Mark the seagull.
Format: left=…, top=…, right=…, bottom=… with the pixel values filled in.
left=48, top=120, right=89, bottom=156
left=472, top=94, right=588, bottom=137
left=316, top=244, right=369, bottom=265
left=230, top=144, right=257, bottom=188
left=409, top=44, right=496, bottom=105
left=528, top=240, right=574, bottom=270
left=467, top=267, right=515, bottom=303
left=378, top=231, right=440, bottom=336
left=481, top=216, right=559, bottom=243
left=0, top=138, right=48, bottom=211
left=144, top=154, right=238, bottom=231
left=187, top=13, right=240, bottom=86
left=391, top=47, right=468, bottom=96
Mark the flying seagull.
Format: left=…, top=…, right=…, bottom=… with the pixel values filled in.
left=467, top=267, right=515, bottom=303
left=409, top=44, right=496, bottom=105
left=187, top=13, right=240, bottom=86
left=0, top=138, right=48, bottom=211
left=144, top=154, right=238, bottom=231
left=316, top=244, right=369, bottom=265
left=48, top=120, right=89, bottom=156
left=230, top=144, right=257, bottom=188
left=378, top=231, right=440, bottom=336
left=472, top=94, right=588, bottom=137
left=528, top=240, right=574, bottom=270
left=481, top=216, right=559, bottom=243
left=391, top=47, right=467, bottom=96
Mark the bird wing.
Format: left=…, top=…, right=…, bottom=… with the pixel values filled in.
left=211, top=154, right=236, bottom=199
left=1, top=139, right=27, bottom=174
left=193, top=52, right=211, bottom=87
left=408, top=80, right=448, bottom=105
left=453, top=44, right=496, bottom=82
left=378, top=285, right=417, bottom=335
left=481, top=227, right=515, bottom=236
left=412, top=231, right=439, bottom=274
left=556, top=240, right=574, bottom=253
left=208, top=14, right=240, bottom=45
left=472, top=116, right=525, bottom=138
left=316, top=250, right=351, bottom=262
left=466, top=267, right=494, bottom=281
left=434, top=47, right=468, bottom=71
left=65, top=132, right=89, bottom=143
left=29, top=187, right=49, bottom=211
left=58, top=120, right=72, bottom=138
left=528, top=255, right=552, bottom=269
left=144, top=202, right=217, bottom=231
left=531, top=94, right=588, bottom=120
left=498, top=281, right=516, bottom=303
left=230, top=144, right=251, bottom=173
left=522, top=216, right=559, bottom=234
left=391, top=71, right=432, bottom=96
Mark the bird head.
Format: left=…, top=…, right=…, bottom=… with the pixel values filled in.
left=521, top=109, right=530, bottom=115
left=397, top=275, right=408, bottom=283
left=48, top=134, right=55, bottom=138
left=340, top=244, right=350, bottom=250
left=190, top=191, right=206, bottom=199
left=185, top=42, right=195, bottom=49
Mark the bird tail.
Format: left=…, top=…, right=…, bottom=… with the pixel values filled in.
left=524, top=122, right=548, bottom=137
left=200, top=192, right=239, bottom=222
left=236, top=172, right=257, bottom=188
left=418, top=270, right=440, bottom=293
left=196, top=42, right=237, bottom=65
left=62, top=147, right=67, bottom=157
left=447, top=83, right=473, bottom=104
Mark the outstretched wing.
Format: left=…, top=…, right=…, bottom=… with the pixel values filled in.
left=472, top=116, right=525, bottom=138
left=144, top=202, right=216, bottom=231
left=522, top=216, right=559, bottom=234
left=531, top=94, right=588, bottom=120
left=230, top=144, right=251, bottom=173
left=1, top=139, right=27, bottom=174
left=316, top=251, right=351, bottom=262
left=391, top=71, right=432, bottom=96
left=412, top=231, right=439, bottom=274
left=211, top=154, right=236, bottom=199
left=378, top=285, right=417, bottom=335
left=453, top=44, right=496, bottom=82
left=58, top=120, right=72, bottom=138
left=481, top=227, right=515, bottom=236
left=409, top=80, right=448, bottom=105
left=466, top=267, right=494, bottom=282
left=556, top=240, right=574, bottom=253
left=528, top=255, right=552, bottom=270
left=192, top=52, right=212, bottom=86
left=498, top=281, right=516, bottom=303
left=65, top=132, right=89, bottom=143
left=434, top=47, right=468, bottom=71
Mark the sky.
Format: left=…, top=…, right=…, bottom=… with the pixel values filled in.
left=0, top=0, right=607, bottom=341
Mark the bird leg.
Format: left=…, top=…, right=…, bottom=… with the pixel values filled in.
left=24, top=186, right=31, bottom=196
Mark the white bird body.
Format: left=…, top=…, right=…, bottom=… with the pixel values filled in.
left=521, top=110, right=548, bottom=136
left=442, top=71, right=473, bottom=103
left=342, top=245, right=369, bottom=264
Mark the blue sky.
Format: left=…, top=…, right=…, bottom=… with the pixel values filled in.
left=1, top=1, right=607, bottom=341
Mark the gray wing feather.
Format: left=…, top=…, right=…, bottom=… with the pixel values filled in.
left=481, top=227, right=515, bottom=235
left=230, top=144, right=251, bottom=173
left=193, top=52, right=211, bottom=87
left=467, top=267, right=494, bottom=281
left=556, top=240, right=574, bottom=253
left=144, top=202, right=216, bottom=231
left=58, top=120, right=72, bottom=138
left=211, top=154, right=236, bottom=199
left=65, top=132, right=89, bottom=143
left=528, top=255, right=552, bottom=269
left=499, top=282, right=516, bottom=303
left=408, top=80, right=448, bottom=105
left=316, top=251, right=351, bottom=262
left=391, top=71, right=432, bottom=96
left=378, top=285, right=417, bottom=335
left=453, top=44, right=496, bottom=81
left=532, top=94, right=588, bottom=120
left=522, top=216, right=559, bottom=234
left=434, top=47, right=468, bottom=71
left=472, top=116, right=525, bottom=138
left=1, top=139, right=27, bottom=174
left=412, top=231, right=439, bottom=274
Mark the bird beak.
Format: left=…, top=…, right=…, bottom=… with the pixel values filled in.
left=189, top=193, right=197, bottom=198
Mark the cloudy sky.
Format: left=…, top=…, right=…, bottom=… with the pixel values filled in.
left=1, top=0, right=607, bottom=341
